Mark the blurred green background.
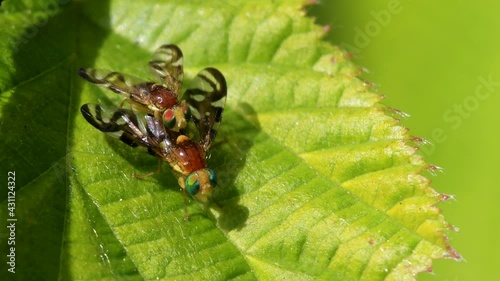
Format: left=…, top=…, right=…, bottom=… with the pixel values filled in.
left=309, top=1, right=500, bottom=280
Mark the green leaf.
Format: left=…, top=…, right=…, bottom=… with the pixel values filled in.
left=0, top=0, right=459, bottom=280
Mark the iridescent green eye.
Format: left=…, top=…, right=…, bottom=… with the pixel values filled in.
left=207, top=169, right=217, bottom=187
left=185, top=174, right=200, bottom=195
left=163, top=109, right=176, bottom=129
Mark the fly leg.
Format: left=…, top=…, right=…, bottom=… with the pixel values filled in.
left=177, top=177, right=189, bottom=220
left=134, top=158, right=162, bottom=178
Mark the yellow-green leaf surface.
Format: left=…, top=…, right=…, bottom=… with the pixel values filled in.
left=0, top=0, right=458, bottom=280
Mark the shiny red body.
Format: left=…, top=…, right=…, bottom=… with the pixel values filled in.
left=167, top=136, right=207, bottom=176
left=149, top=84, right=178, bottom=110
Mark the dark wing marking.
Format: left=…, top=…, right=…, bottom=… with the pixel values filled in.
left=183, top=67, right=227, bottom=150
left=80, top=103, right=154, bottom=150
left=148, top=44, right=184, bottom=94
left=79, top=68, right=153, bottom=104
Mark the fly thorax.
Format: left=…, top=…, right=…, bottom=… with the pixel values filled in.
left=150, top=84, right=177, bottom=110
left=172, top=136, right=206, bottom=174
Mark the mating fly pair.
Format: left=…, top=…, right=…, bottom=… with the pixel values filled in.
left=79, top=44, right=227, bottom=219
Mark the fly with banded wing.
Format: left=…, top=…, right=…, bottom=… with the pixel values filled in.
left=79, top=44, right=227, bottom=219
left=79, top=44, right=191, bottom=132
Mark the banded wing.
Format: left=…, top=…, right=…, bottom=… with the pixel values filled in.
left=79, top=68, right=153, bottom=106
left=183, top=68, right=227, bottom=150
left=148, top=44, right=184, bottom=94
left=80, top=103, right=158, bottom=151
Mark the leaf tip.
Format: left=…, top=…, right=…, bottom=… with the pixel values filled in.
left=440, top=193, right=455, bottom=202
left=411, top=136, right=424, bottom=143
left=444, top=243, right=462, bottom=261
left=391, top=108, right=411, bottom=118
left=426, top=164, right=444, bottom=176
